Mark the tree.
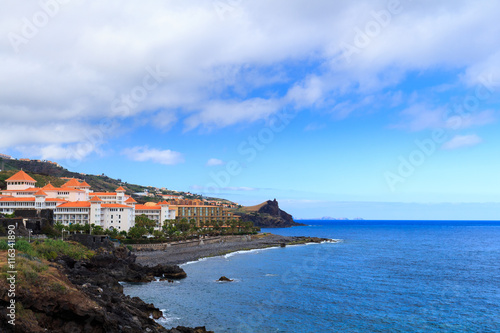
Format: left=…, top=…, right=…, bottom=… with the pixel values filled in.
left=135, top=214, right=156, bottom=233
left=177, top=219, right=190, bottom=233
left=213, top=221, right=221, bottom=235
left=92, top=224, right=104, bottom=235
left=54, top=221, right=64, bottom=232
left=128, top=226, right=148, bottom=239
left=105, top=228, right=119, bottom=238
left=163, top=222, right=178, bottom=238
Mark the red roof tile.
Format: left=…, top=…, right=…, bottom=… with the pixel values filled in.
left=6, top=170, right=36, bottom=182
left=61, top=178, right=81, bottom=188
left=135, top=204, right=161, bottom=210
left=43, top=183, right=57, bottom=190
left=0, top=197, right=36, bottom=202
left=115, top=186, right=126, bottom=192
left=57, top=201, right=91, bottom=208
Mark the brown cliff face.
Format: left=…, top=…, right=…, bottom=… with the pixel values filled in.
left=238, top=199, right=305, bottom=228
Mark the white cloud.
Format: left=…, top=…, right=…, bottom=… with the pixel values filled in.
left=441, top=134, right=482, bottom=150
left=151, top=111, right=178, bottom=131
left=206, top=158, right=224, bottom=166
left=1, top=0, right=500, bottom=154
left=122, top=146, right=184, bottom=165
left=395, top=105, right=496, bottom=132
left=184, top=98, right=283, bottom=131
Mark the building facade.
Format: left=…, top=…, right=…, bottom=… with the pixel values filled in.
left=0, top=170, right=174, bottom=232
left=171, top=204, right=240, bottom=226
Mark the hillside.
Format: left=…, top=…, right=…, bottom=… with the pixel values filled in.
left=0, top=158, right=148, bottom=194
left=233, top=199, right=305, bottom=228
left=0, top=158, right=218, bottom=204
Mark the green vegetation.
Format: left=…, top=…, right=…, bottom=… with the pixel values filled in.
left=1, top=255, right=48, bottom=287
left=121, top=218, right=258, bottom=244
left=49, top=282, right=67, bottom=294
left=11, top=239, right=94, bottom=261
left=135, top=214, right=156, bottom=233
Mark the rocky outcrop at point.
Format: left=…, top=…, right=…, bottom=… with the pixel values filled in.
left=238, top=199, right=306, bottom=228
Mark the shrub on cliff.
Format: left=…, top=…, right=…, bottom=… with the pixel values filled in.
left=7, top=239, right=94, bottom=261
left=34, top=239, right=94, bottom=260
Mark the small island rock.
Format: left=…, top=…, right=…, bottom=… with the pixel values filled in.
left=218, top=276, right=233, bottom=282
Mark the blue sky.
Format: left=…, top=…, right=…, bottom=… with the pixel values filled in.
left=1, top=0, right=500, bottom=219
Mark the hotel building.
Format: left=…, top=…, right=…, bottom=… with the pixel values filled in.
left=0, top=170, right=175, bottom=232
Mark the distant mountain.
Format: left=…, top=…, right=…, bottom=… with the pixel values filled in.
left=234, top=199, right=305, bottom=228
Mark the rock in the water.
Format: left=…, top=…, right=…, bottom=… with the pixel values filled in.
left=218, top=276, right=233, bottom=282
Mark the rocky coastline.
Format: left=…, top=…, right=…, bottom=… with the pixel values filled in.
left=0, top=246, right=212, bottom=333
left=1, top=234, right=331, bottom=332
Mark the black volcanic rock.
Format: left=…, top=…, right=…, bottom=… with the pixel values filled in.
left=240, top=199, right=305, bottom=228
left=0, top=247, right=210, bottom=333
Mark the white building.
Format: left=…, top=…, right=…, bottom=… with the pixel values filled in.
left=0, top=170, right=175, bottom=232
left=135, top=201, right=176, bottom=230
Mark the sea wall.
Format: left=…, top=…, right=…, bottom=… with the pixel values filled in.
left=130, top=235, right=253, bottom=251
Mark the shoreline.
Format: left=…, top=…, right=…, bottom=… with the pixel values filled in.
left=135, top=233, right=335, bottom=267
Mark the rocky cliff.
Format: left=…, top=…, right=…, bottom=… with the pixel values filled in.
left=0, top=247, right=211, bottom=333
left=238, top=199, right=305, bottom=228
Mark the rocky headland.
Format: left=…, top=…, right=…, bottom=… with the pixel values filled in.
left=234, top=199, right=306, bottom=228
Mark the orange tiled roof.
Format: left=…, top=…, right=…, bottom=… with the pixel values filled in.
left=0, top=197, right=36, bottom=202
left=79, top=181, right=91, bottom=187
left=102, top=204, right=132, bottom=208
left=1, top=188, right=42, bottom=193
left=89, top=196, right=102, bottom=202
left=61, top=178, right=81, bottom=188
left=20, top=188, right=39, bottom=192
left=92, top=192, right=117, bottom=196
left=135, top=204, right=160, bottom=210
left=57, top=201, right=91, bottom=208
left=6, top=170, right=36, bottom=182
left=115, top=186, right=126, bottom=192
left=43, top=183, right=57, bottom=190
left=35, top=190, right=48, bottom=196
left=125, top=197, right=137, bottom=203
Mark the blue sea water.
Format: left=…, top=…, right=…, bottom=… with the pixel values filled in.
left=123, top=221, right=500, bottom=332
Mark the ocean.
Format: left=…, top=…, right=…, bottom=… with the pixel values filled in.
left=123, top=220, right=500, bottom=332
